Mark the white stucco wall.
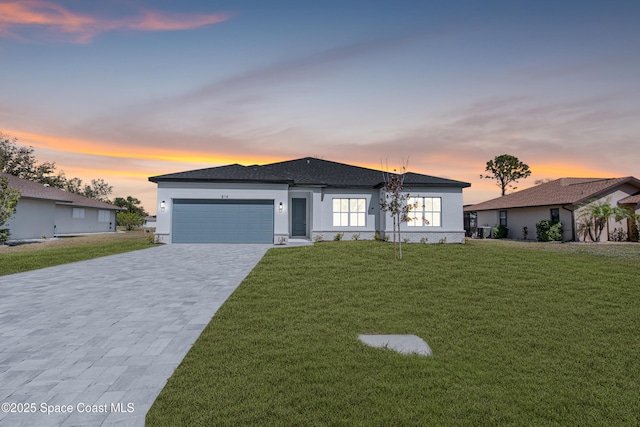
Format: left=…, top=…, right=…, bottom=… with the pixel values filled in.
left=155, top=181, right=289, bottom=244
left=309, top=188, right=380, bottom=241
left=5, top=198, right=56, bottom=240
left=54, top=206, right=116, bottom=235
left=382, top=187, right=466, bottom=243
left=154, top=182, right=469, bottom=244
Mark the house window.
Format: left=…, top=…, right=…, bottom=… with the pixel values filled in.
left=550, top=208, right=560, bottom=223
left=98, top=210, right=110, bottom=223
left=407, top=197, right=441, bottom=227
left=72, top=208, right=85, bottom=219
left=332, top=198, right=366, bottom=226
left=499, top=211, right=507, bottom=226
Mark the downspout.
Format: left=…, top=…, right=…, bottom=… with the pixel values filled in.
left=562, top=205, right=575, bottom=242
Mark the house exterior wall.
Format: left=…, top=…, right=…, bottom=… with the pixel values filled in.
left=54, top=205, right=116, bottom=235
left=155, top=181, right=289, bottom=244
left=573, top=186, right=637, bottom=242
left=386, top=187, right=466, bottom=243
left=5, top=198, right=56, bottom=240
left=155, top=182, right=468, bottom=244
left=477, top=206, right=573, bottom=241
left=309, top=188, right=380, bottom=241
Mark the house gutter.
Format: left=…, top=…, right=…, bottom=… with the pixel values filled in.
left=562, top=205, right=576, bottom=241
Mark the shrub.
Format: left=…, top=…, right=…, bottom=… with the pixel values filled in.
left=334, top=233, right=344, bottom=241
left=352, top=233, right=360, bottom=241
left=0, top=228, right=9, bottom=245
left=536, top=220, right=563, bottom=242
left=116, top=211, right=143, bottom=230
left=609, top=228, right=628, bottom=242
left=419, top=237, right=428, bottom=244
left=146, top=234, right=161, bottom=245
left=313, top=234, right=324, bottom=243
left=548, top=222, right=563, bottom=241
left=493, top=225, right=509, bottom=239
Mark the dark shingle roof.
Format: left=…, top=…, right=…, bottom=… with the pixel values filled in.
left=2, top=173, right=120, bottom=210
left=465, top=177, right=640, bottom=212
left=148, top=164, right=292, bottom=183
left=149, top=157, right=470, bottom=188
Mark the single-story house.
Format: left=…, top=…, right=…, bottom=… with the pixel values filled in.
left=464, top=177, right=640, bottom=242
left=142, top=215, right=157, bottom=228
left=2, top=173, right=120, bottom=240
left=148, top=157, right=471, bottom=244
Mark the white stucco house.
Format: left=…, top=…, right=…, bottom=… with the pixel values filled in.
left=2, top=173, right=120, bottom=240
left=149, top=157, right=471, bottom=244
left=464, top=177, right=640, bottom=242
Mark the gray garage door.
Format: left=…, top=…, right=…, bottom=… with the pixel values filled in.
left=172, top=199, right=274, bottom=243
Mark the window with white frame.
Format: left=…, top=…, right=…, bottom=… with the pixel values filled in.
left=332, top=198, right=366, bottom=227
left=98, top=210, right=110, bottom=223
left=72, top=208, right=85, bottom=219
left=407, top=197, right=441, bottom=227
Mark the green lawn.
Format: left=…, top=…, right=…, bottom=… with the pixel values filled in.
left=0, top=232, right=152, bottom=276
left=147, top=241, right=640, bottom=426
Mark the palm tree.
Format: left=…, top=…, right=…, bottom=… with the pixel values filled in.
left=577, top=200, right=631, bottom=242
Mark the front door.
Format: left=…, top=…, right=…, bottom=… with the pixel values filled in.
left=292, top=198, right=306, bottom=237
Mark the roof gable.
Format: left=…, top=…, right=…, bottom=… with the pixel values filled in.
left=1, top=173, right=120, bottom=210
left=465, top=177, right=640, bottom=211
left=149, top=157, right=470, bottom=189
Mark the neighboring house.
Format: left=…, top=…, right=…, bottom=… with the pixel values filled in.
left=148, top=157, right=471, bottom=244
left=464, top=177, right=640, bottom=242
left=142, top=216, right=157, bottom=228
left=2, top=173, right=120, bottom=240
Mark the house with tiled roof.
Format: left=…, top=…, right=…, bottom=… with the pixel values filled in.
left=149, top=157, right=471, bottom=244
left=2, top=173, right=120, bottom=240
left=464, top=177, right=640, bottom=242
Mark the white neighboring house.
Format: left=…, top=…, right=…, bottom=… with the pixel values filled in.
left=464, top=177, right=640, bottom=242
left=142, top=216, right=157, bottom=228
left=149, top=157, right=471, bottom=244
left=2, top=173, right=120, bottom=240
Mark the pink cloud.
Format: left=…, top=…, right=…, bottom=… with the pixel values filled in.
left=0, top=0, right=231, bottom=43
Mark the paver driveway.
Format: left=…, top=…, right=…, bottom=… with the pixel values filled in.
left=0, top=244, right=270, bottom=426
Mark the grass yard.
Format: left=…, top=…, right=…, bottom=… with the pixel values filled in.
left=0, top=230, right=152, bottom=276
left=147, top=240, right=640, bottom=426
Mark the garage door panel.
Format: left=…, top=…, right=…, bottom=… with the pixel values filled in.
left=172, top=199, right=273, bottom=243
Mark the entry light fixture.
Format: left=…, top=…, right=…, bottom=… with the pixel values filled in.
left=160, top=201, right=166, bottom=212
left=278, top=202, right=284, bottom=213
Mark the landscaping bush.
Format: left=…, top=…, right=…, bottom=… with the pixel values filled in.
left=493, top=224, right=509, bottom=239
left=609, top=228, right=628, bottom=242
left=536, top=220, right=563, bottom=242
left=0, top=228, right=9, bottom=245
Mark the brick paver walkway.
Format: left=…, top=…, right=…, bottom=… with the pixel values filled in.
left=0, top=244, right=269, bottom=426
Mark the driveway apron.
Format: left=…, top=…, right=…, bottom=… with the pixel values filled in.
left=0, top=244, right=269, bottom=426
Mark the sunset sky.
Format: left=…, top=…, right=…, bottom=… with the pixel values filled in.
left=2, top=0, right=639, bottom=214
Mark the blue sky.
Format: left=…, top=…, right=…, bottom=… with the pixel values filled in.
left=1, top=0, right=639, bottom=213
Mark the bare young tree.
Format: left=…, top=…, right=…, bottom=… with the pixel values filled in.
left=380, top=159, right=416, bottom=260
